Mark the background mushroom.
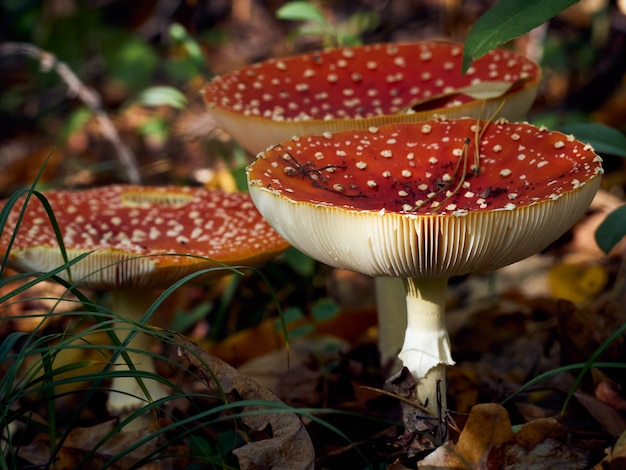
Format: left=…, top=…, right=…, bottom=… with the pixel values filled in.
left=201, top=41, right=540, bottom=153
left=0, top=185, right=289, bottom=424
left=247, top=117, right=603, bottom=440
left=202, top=40, right=541, bottom=370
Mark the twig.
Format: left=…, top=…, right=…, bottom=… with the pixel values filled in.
left=137, top=0, right=182, bottom=39
left=0, top=41, right=141, bottom=184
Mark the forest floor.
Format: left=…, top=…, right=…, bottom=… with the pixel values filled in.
left=2, top=1, right=626, bottom=468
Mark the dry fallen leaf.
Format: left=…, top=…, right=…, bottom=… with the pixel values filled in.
left=174, top=334, right=315, bottom=470
left=557, top=299, right=626, bottom=366
left=454, top=403, right=513, bottom=467
left=419, top=404, right=588, bottom=469
left=18, top=420, right=188, bottom=469
left=549, top=261, right=609, bottom=307
left=592, top=427, right=626, bottom=469
left=574, top=390, right=626, bottom=437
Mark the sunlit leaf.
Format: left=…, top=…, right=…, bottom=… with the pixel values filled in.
left=168, top=23, right=208, bottom=76
left=136, top=86, right=187, bottom=109
left=276, top=1, right=329, bottom=25
left=558, top=123, right=626, bottom=157
left=59, top=107, right=92, bottom=143
left=595, top=205, right=626, bottom=254
left=463, top=0, right=579, bottom=72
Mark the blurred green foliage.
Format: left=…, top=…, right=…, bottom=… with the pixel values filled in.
left=277, top=1, right=379, bottom=47
left=1, top=0, right=208, bottom=118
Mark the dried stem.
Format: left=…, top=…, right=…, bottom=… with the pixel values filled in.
left=0, top=41, right=141, bottom=184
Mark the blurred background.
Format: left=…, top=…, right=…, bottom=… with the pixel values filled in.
left=1, top=0, right=626, bottom=197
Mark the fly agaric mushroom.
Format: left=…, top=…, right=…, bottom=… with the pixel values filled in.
left=247, top=118, right=603, bottom=439
left=0, top=185, right=289, bottom=422
left=202, top=40, right=541, bottom=369
left=201, top=41, right=540, bottom=154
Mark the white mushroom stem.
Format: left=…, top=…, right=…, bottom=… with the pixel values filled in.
left=106, top=290, right=167, bottom=427
left=397, top=276, right=454, bottom=417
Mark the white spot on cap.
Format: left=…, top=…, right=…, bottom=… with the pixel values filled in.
left=342, top=48, right=355, bottom=58
left=500, top=169, right=512, bottom=177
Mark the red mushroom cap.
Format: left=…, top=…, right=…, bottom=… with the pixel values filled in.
left=247, top=118, right=602, bottom=278
left=202, top=42, right=540, bottom=153
left=1, top=185, right=289, bottom=289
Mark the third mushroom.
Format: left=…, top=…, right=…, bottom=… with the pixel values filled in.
left=247, top=117, right=603, bottom=443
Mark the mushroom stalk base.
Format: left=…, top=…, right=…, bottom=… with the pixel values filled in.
left=106, top=290, right=168, bottom=429
left=397, top=277, right=453, bottom=435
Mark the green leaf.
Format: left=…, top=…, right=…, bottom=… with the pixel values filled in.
left=101, top=32, right=158, bottom=90
left=311, top=298, right=340, bottom=323
left=170, top=302, right=212, bottom=332
left=168, top=23, right=208, bottom=77
left=276, top=1, right=329, bottom=26
left=283, top=247, right=317, bottom=277
left=558, top=123, right=626, bottom=157
left=59, top=107, right=92, bottom=143
left=595, top=205, right=626, bottom=254
left=136, top=86, right=188, bottom=109
left=463, top=0, right=579, bottom=73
